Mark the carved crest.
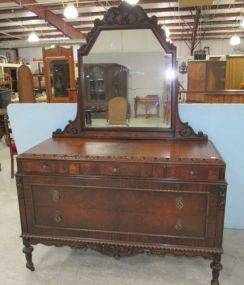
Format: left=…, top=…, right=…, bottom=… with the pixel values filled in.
left=80, top=1, right=175, bottom=54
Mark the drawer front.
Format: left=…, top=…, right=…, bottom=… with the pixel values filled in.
left=80, top=162, right=152, bottom=177
left=154, top=164, right=221, bottom=181
left=32, top=186, right=207, bottom=238
left=21, top=160, right=223, bottom=181
left=21, top=175, right=226, bottom=247
left=80, top=162, right=221, bottom=181
left=21, top=160, right=79, bottom=175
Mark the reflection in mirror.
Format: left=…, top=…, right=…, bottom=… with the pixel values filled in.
left=49, top=60, right=70, bottom=98
left=83, top=30, right=173, bottom=128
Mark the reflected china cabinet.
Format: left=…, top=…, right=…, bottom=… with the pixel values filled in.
left=16, top=3, right=227, bottom=285
left=43, top=46, right=77, bottom=103
left=84, top=63, right=128, bottom=111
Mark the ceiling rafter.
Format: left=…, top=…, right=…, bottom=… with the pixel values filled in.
left=12, top=0, right=85, bottom=40
left=190, top=8, right=201, bottom=55
left=0, top=0, right=243, bottom=47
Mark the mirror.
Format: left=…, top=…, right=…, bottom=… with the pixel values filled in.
left=83, top=29, right=173, bottom=128
left=54, top=2, right=205, bottom=140
left=49, top=59, right=70, bottom=98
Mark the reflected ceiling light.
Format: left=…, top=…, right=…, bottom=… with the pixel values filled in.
left=124, top=0, right=139, bottom=5
left=63, top=3, right=78, bottom=19
left=241, top=19, right=244, bottom=29
left=27, top=32, right=39, bottom=42
left=164, top=27, right=170, bottom=38
left=166, top=68, right=176, bottom=81
left=229, top=35, right=241, bottom=46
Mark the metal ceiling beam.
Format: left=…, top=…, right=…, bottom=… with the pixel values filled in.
left=190, top=9, right=201, bottom=56
left=13, top=0, right=85, bottom=40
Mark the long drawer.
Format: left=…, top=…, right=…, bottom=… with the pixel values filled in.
left=21, top=159, right=224, bottom=181
left=22, top=175, right=225, bottom=247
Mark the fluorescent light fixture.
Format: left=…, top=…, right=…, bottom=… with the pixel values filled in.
left=27, top=32, right=39, bottom=42
left=124, top=0, right=139, bottom=5
left=63, top=3, right=78, bottom=19
left=229, top=35, right=241, bottom=46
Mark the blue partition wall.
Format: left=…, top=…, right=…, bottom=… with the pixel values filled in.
left=7, top=103, right=244, bottom=229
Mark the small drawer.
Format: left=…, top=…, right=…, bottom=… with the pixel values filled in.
left=167, top=165, right=220, bottom=181
left=22, top=160, right=79, bottom=175
left=80, top=162, right=152, bottom=177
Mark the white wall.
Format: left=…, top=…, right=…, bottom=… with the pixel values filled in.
left=174, top=38, right=244, bottom=57
left=0, top=49, right=17, bottom=62
left=84, top=52, right=171, bottom=116
left=7, top=103, right=244, bottom=230
left=18, top=45, right=80, bottom=63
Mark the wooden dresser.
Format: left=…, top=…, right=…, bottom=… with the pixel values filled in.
left=16, top=138, right=226, bottom=284
left=15, top=3, right=227, bottom=285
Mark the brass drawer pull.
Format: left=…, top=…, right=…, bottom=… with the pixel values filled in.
left=51, top=190, right=60, bottom=202
left=113, top=167, right=118, bottom=173
left=189, top=169, right=198, bottom=176
left=54, top=211, right=62, bottom=223
left=42, top=162, right=49, bottom=169
left=176, top=196, right=184, bottom=210
left=175, top=219, right=183, bottom=231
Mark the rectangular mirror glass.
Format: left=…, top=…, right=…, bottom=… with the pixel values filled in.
left=83, top=30, right=173, bottom=128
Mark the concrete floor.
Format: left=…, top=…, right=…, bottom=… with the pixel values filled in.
left=0, top=139, right=244, bottom=285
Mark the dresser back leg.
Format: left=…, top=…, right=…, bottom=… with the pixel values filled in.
left=22, top=238, right=35, bottom=271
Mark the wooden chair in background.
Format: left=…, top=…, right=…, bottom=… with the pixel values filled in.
left=4, top=114, right=17, bottom=178
left=107, top=97, right=128, bottom=126
left=17, top=64, right=35, bottom=103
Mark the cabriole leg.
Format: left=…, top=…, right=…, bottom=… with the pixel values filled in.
left=22, top=238, right=35, bottom=271
left=210, top=254, right=223, bottom=285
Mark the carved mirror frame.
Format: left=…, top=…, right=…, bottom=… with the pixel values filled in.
left=54, top=2, right=206, bottom=140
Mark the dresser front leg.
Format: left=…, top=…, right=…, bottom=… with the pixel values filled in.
left=22, top=238, right=35, bottom=271
left=210, top=254, right=222, bottom=285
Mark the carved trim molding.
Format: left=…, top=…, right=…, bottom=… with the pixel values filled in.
left=16, top=176, right=24, bottom=200
left=22, top=233, right=223, bottom=259
left=17, top=153, right=223, bottom=164
left=53, top=119, right=80, bottom=136
left=178, top=123, right=206, bottom=139
left=212, top=188, right=226, bottom=209
left=218, top=189, right=226, bottom=209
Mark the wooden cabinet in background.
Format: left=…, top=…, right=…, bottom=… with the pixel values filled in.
left=43, top=47, right=77, bottom=103
left=84, top=63, right=128, bottom=110
left=187, top=61, right=226, bottom=102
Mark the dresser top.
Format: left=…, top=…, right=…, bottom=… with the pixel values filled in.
left=19, top=138, right=224, bottom=164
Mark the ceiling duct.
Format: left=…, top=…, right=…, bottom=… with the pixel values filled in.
left=179, top=0, right=214, bottom=8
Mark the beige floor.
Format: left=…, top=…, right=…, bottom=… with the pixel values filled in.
left=0, top=139, right=244, bottom=285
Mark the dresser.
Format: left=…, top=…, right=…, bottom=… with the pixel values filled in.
left=15, top=3, right=227, bottom=285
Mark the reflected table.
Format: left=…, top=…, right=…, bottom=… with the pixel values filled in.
left=85, top=107, right=107, bottom=125
left=134, top=95, right=160, bottom=119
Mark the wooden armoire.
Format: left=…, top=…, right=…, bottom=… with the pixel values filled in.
left=187, top=61, right=226, bottom=102
left=16, top=3, right=227, bottom=285
left=43, top=46, right=77, bottom=103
